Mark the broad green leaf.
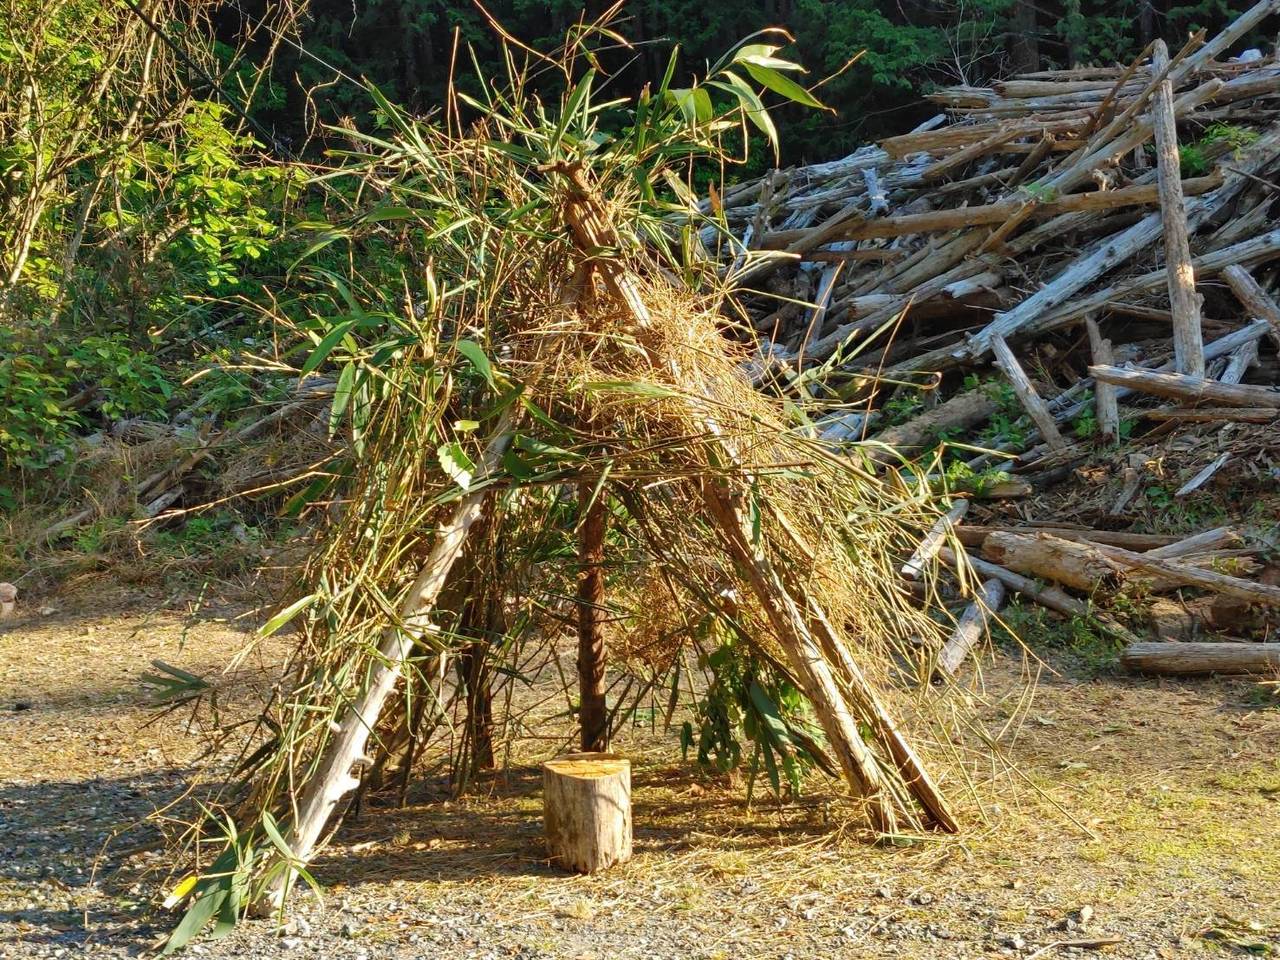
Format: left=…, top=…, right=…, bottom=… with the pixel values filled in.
left=438, top=442, right=475, bottom=491
left=454, top=340, right=494, bottom=387
left=301, top=316, right=362, bottom=376
left=551, top=68, right=596, bottom=152
left=743, top=63, right=825, bottom=110
left=328, top=363, right=355, bottom=436
left=734, top=44, right=806, bottom=72
left=163, top=884, right=227, bottom=954
left=260, top=593, right=317, bottom=637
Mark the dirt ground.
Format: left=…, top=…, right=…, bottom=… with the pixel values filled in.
left=1, top=580, right=1277, bottom=960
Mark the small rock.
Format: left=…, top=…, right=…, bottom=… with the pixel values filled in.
left=280, top=937, right=303, bottom=950
left=1079, top=904, right=1094, bottom=925
left=914, top=891, right=935, bottom=906
left=1003, top=934, right=1026, bottom=950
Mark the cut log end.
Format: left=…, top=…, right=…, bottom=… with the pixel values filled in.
left=543, top=752, right=632, bottom=874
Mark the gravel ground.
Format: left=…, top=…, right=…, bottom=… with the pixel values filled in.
left=2, top=584, right=1278, bottom=959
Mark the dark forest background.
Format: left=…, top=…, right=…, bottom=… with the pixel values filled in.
left=234, top=0, right=1251, bottom=166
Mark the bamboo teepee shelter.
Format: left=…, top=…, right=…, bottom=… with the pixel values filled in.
left=164, top=14, right=971, bottom=949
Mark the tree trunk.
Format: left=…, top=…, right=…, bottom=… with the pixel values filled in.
left=1008, top=0, right=1040, bottom=75
left=460, top=638, right=494, bottom=772
left=577, top=481, right=609, bottom=752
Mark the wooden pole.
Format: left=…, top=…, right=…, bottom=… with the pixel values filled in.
left=577, top=481, right=609, bottom=753
left=1088, top=364, right=1280, bottom=408
left=255, top=418, right=513, bottom=913
left=938, top=546, right=1089, bottom=619
left=937, top=579, right=1006, bottom=677
left=1151, top=40, right=1205, bottom=377
left=902, top=499, right=969, bottom=580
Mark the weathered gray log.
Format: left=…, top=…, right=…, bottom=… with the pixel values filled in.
left=1151, top=40, right=1206, bottom=377
left=1147, top=526, right=1241, bottom=559
left=902, top=499, right=969, bottom=580
left=1219, top=340, right=1259, bottom=385
left=870, top=389, right=998, bottom=461
left=1088, top=364, right=1280, bottom=408
left=543, top=753, right=632, bottom=874
left=953, top=527, right=1179, bottom=551
left=1146, top=405, right=1278, bottom=423
left=1093, top=543, right=1280, bottom=606
left=981, top=532, right=1192, bottom=594
left=990, top=334, right=1068, bottom=450
left=759, top=176, right=1222, bottom=247
left=1175, top=454, right=1231, bottom=496
left=1121, top=641, right=1280, bottom=675
left=1085, top=318, right=1120, bottom=440
left=1221, top=263, right=1280, bottom=350
left=937, top=579, right=1006, bottom=676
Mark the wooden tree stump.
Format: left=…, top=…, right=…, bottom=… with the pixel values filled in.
left=543, top=752, right=632, bottom=874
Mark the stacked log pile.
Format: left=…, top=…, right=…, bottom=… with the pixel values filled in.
left=707, top=0, right=1280, bottom=676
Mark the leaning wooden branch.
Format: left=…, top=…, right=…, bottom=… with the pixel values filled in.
left=1221, top=263, right=1280, bottom=350
left=256, top=424, right=512, bottom=913
left=990, top=334, right=1068, bottom=450
left=902, top=499, right=969, bottom=580
left=936, top=579, right=1005, bottom=676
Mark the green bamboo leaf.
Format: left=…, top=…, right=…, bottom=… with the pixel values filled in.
left=328, top=363, right=355, bottom=436
left=438, top=442, right=475, bottom=491
left=260, top=593, right=317, bottom=637
left=163, top=884, right=227, bottom=954
left=733, top=44, right=806, bottom=72
left=551, top=68, right=596, bottom=152
left=454, top=340, right=494, bottom=387
left=742, top=63, right=825, bottom=110
left=301, top=316, right=361, bottom=376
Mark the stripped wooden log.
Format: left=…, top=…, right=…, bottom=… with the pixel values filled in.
left=902, top=499, right=969, bottom=580
left=1221, top=263, right=1280, bottom=349
left=1088, top=364, right=1280, bottom=407
left=256, top=421, right=513, bottom=913
left=1151, top=40, right=1206, bottom=377
left=990, top=334, right=1068, bottom=450
left=937, top=579, right=1006, bottom=676
left=1121, top=641, right=1280, bottom=675
left=1093, top=543, right=1280, bottom=606
left=1085, top=318, right=1120, bottom=440
left=938, top=546, right=1089, bottom=619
